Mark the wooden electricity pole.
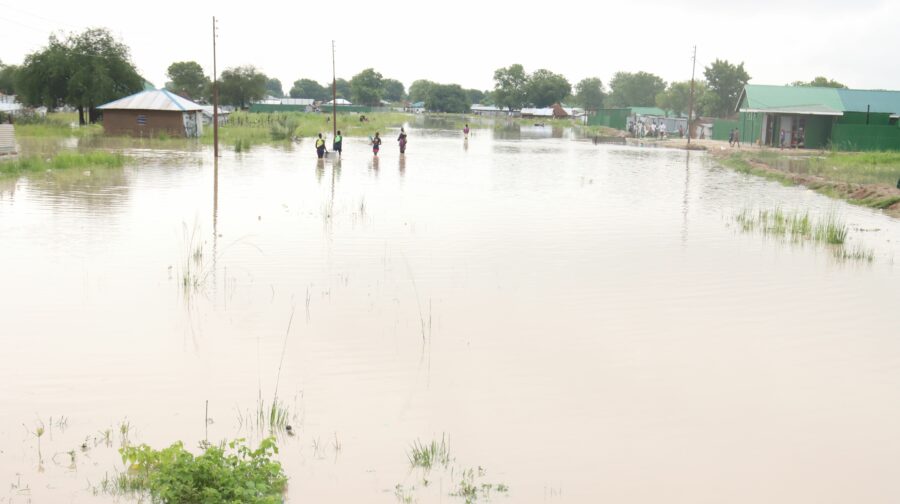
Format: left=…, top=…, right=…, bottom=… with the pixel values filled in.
left=212, top=16, right=220, bottom=157
left=687, top=45, right=697, bottom=146
left=332, top=40, right=337, bottom=139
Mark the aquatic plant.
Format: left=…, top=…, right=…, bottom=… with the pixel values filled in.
left=0, top=151, right=127, bottom=177
left=408, top=435, right=451, bottom=471
left=117, top=437, right=287, bottom=504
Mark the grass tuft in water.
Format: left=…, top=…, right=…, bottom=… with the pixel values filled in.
left=0, top=151, right=126, bottom=177
left=408, top=435, right=451, bottom=472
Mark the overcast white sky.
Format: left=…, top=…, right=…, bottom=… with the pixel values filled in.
left=1, top=0, right=898, bottom=93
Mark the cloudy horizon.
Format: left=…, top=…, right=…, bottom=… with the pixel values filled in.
left=1, top=0, right=898, bottom=94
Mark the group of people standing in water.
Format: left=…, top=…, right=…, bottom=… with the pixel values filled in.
left=314, top=123, right=472, bottom=159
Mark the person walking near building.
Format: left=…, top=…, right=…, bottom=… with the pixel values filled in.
left=780, top=129, right=786, bottom=149
left=397, top=127, right=408, bottom=154
left=733, top=129, right=741, bottom=148
left=333, top=130, right=343, bottom=158
left=372, top=132, right=382, bottom=157
left=315, top=133, right=327, bottom=159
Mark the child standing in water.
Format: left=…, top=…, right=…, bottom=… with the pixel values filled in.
left=333, top=130, right=343, bottom=158
left=463, top=123, right=470, bottom=138
left=372, top=132, right=382, bottom=156
left=397, top=127, right=408, bottom=154
left=315, top=133, right=327, bottom=159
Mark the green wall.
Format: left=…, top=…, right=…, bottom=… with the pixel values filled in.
left=738, top=112, right=764, bottom=144
left=713, top=119, right=738, bottom=141
left=803, top=116, right=832, bottom=149
left=832, top=124, right=900, bottom=151
left=249, top=104, right=373, bottom=114
left=839, top=111, right=892, bottom=126
left=589, top=109, right=630, bottom=130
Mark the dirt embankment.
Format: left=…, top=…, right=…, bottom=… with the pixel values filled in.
left=705, top=146, right=900, bottom=218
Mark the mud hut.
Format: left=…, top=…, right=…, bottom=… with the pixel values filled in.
left=97, top=89, right=204, bottom=138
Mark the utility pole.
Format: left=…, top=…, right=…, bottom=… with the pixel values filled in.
left=332, top=40, right=337, bottom=139
left=212, top=16, right=220, bottom=158
left=687, top=45, right=697, bottom=146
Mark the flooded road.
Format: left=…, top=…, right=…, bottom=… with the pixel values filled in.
left=2, top=126, right=900, bottom=503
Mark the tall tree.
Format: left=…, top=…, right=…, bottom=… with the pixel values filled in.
left=266, top=78, right=284, bottom=98
left=791, top=76, right=847, bottom=89
left=654, top=81, right=703, bottom=117
left=289, top=78, right=329, bottom=101
left=408, top=80, right=436, bottom=103
left=574, top=77, right=606, bottom=111
left=492, top=64, right=528, bottom=111
left=525, top=69, right=571, bottom=107
left=425, top=83, right=469, bottom=113
left=218, top=65, right=267, bottom=109
left=608, top=71, right=666, bottom=107
left=165, top=61, right=209, bottom=101
left=465, top=88, right=485, bottom=105
left=703, top=59, right=750, bottom=117
left=350, top=68, right=383, bottom=106
left=381, top=78, right=405, bottom=102
left=335, top=78, right=351, bottom=100
left=0, top=61, right=19, bottom=95
left=18, top=28, right=143, bottom=124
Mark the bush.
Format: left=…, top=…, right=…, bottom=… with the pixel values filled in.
left=119, top=437, right=287, bottom=504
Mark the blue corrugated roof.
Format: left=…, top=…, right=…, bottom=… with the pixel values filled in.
left=836, top=89, right=900, bottom=114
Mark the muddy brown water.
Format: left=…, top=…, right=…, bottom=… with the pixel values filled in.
left=2, top=125, right=900, bottom=503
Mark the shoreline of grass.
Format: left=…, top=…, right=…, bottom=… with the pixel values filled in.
left=712, top=149, right=900, bottom=216
left=0, top=151, right=127, bottom=177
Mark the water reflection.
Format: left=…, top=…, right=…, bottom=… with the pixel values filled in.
left=398, top=155, right=406, bottom=176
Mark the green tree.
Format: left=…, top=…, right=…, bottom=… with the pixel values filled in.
left=335, top=78, right=351, bottom=100
left=350, top=68, right=383, bottom=106
left=165, top=61, right=209, bottom=101
left=0, top=61, right=19, bottom=95
left=465, top=88, right=485, bottom=105
left=703, top=59, right=750, bottom=117
left=382, top=78, right=405, bottom=102
left=525, top=69, right=571, bottom=107
left=608, top=71, right=666, bottom=107
left=266, top=78, right=284, bottom=98
left=492, top=64, right=528, bottom=111
left=791, top=76, right=847, bottom=89
left=16, top=35, right=70, bottom=110
left=408, top=80, right=436, bottom=103
left=574, top=77, right=606, bottom=111
left=218, top=66, right=267, bottom=109
left=655, top=81, right=699, bottom=116
left=425, top=83, right=469, bottom=113
left=289, top=78, right=328, bottom=101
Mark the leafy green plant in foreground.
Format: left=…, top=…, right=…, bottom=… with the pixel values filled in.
left=119, top=437, right=286, bottom=504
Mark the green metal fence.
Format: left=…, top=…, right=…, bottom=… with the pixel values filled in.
left=832, top=124, right=900, bottom=151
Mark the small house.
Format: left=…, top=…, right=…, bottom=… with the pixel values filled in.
left=97, top=89, right=204, bottom=138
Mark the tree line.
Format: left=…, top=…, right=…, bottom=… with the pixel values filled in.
left=0, top=27, right=850, bottom=123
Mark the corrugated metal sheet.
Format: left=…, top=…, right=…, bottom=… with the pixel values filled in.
left=98, top=89, right=203, bottom=112
left=836, top=89, right=900, bottom=114
left=0, top=124, right=16, bottom=155
left=738, top=85, right=845, bottom=114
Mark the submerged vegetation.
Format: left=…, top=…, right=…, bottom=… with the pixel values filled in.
left=399, top=435, right=508, bottom=503
left=116, top=437, right=286, bottom=504
left=717, top=150, right=900, bottom=214
left=0, top=151, right=126, bottom=177
left=733, top=208, right=874, bottom=262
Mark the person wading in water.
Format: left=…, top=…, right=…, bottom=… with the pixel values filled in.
left=397, top=127, right=408, bottom=154
left=315, top=133, right=327, bottom=159
left=333, top=130, right=343, bottom=158
left=371, top=132, right=382, bottom=157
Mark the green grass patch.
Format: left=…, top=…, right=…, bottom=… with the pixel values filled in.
left=116, top=438, right=287, bottom=504
left=733, top=207, right=875, bottom=262
left=0, top=151, right=127, bottom=177
left=14, top=112, right=103, bottom=138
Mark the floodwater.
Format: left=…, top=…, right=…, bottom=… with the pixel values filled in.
left=2, top=124, right=900, bottom=504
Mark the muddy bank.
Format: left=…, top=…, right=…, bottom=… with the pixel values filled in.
left=706, top=147, right=900, bottom=218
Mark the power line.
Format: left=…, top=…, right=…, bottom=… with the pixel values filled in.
left=0, top=2, right=79, bottom=30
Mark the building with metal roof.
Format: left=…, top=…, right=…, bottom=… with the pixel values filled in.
left=97, top=89, right=204, bottom=138
left=735, top=85, right=900, bottom=150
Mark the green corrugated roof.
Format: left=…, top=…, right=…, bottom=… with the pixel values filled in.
left=739, top=85, right=844, bottom=113
left=836, top=89, right=900, bottom=114
left=739, top=84, right=900, bottom=115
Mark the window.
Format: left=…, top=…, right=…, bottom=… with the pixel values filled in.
left=137, top=115, right=147, bottom=125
